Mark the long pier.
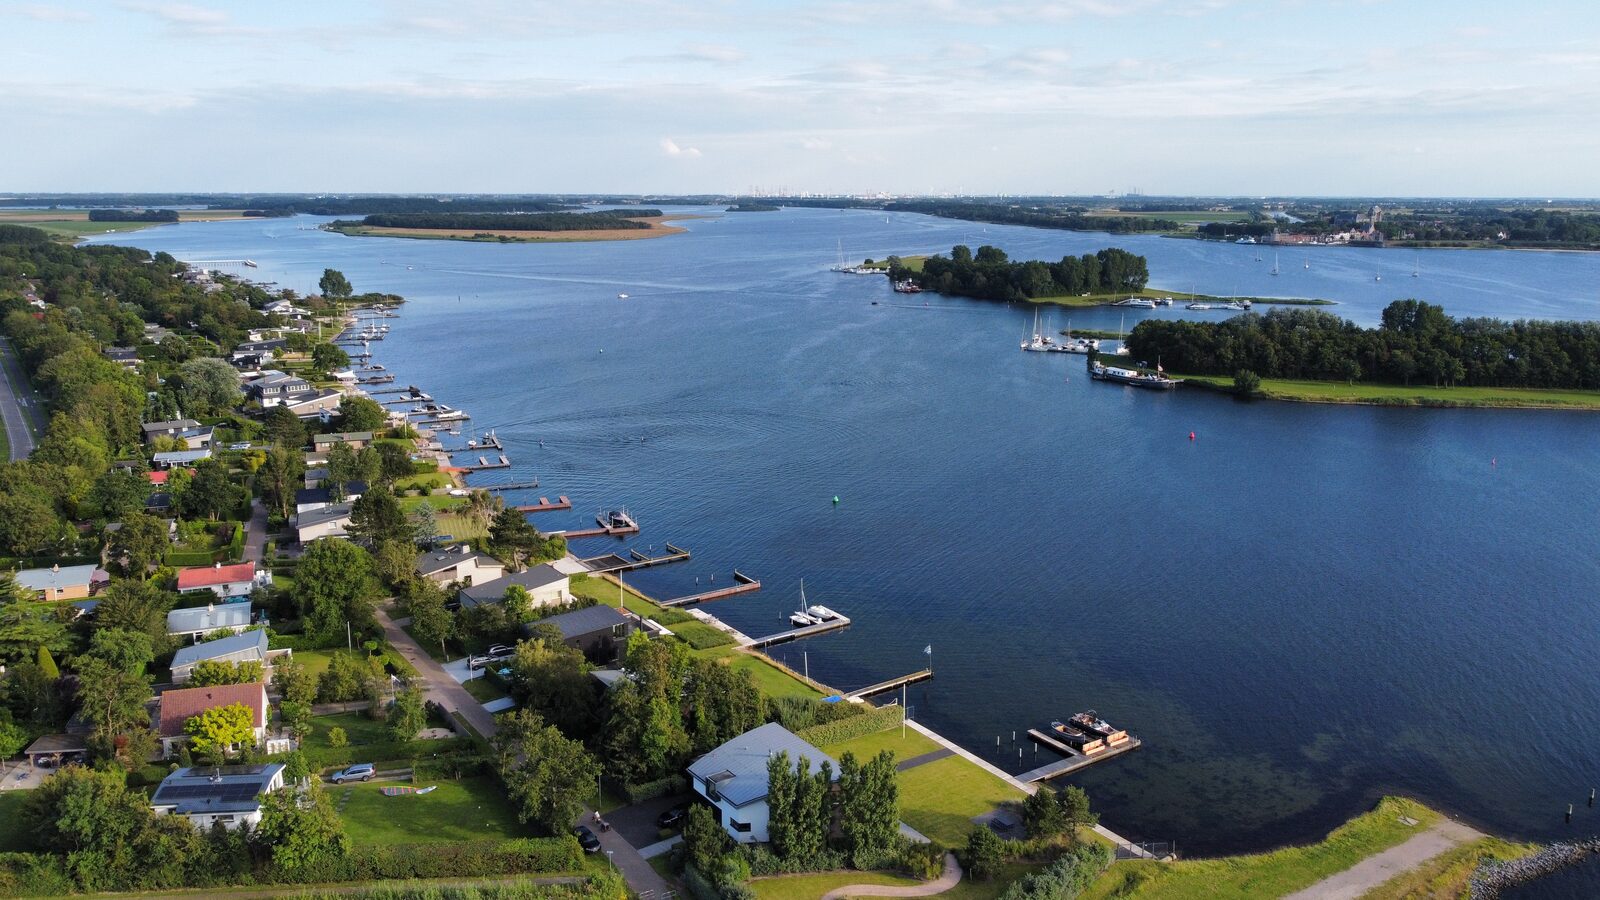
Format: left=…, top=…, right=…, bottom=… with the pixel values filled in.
left=659, top=570, right=761, bottom=608
left=368, top=386, right=417, bottom=396
left=580, top=543, right=691, bottom=573
left=480, top=478, right=539, bottom=492
left=459, top=455, right=510, bottom=471
left=844, top=669, right=933, bottom=700
left=744, top=614, right=852, bottom=649
left=1017, top=730, right=1142, bottom=783
left=514, top=496, right=572, bottom=513
left=416, top=416, right=471, bottom=426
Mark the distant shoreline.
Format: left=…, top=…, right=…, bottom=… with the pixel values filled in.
left=326, top=214, right=700, bottom=244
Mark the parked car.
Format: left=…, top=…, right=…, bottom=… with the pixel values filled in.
left=331, top=763, right=375, bottom=784
left=573, top=825, right=602, bottom=853
left=656, top=803, right=690, bottom=830
left=229, top=441, right=251, bottom=450
left=486, top=644, right=515, bottom=658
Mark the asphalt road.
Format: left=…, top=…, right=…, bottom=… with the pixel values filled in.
left=0, top=337, right=42, bottom=461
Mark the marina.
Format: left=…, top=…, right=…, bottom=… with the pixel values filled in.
left=744, top=612, right=853, bottom=649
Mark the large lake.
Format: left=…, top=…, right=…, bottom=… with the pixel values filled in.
left=92, top=208, right=1600, bottom=866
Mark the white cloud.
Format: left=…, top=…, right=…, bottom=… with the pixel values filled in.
left=7, top=5, right=92, bottom=22
left=801, top=137, right=833, bottom=151
left=660, top=137, right=702, bottom=158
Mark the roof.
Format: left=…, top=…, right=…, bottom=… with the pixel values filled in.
left=298, top=502, right=354, bottom=529
left=146, top=492, right=173, bottom=509
left=296, top=482, right=365, bottom=506
left=157, top=682, right=267, bottom=737
left=151, top=763, right=284, bottom=815
left=687, top=723, right=838, bottom=808
left=458, top=563, right=568, bottom=608
left=153, top=449, right=213, bottom=464
left=415, top=546, right=503, bottom=577
left=24, top=733, right=88, bottom=756
left=313, top=431, right=373, bottom=443
left=167, top=602, right=253, bottom=634
left=177, top=562, right=257, bottom=590
left=14, top=564, right=100, bottom=591
left=143, top=419, right=201, bottom=433
left=529, top=604, right=629, bottom=641
left=171, top=629, right=269, bottom=670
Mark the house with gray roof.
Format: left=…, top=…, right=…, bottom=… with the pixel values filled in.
left=520, top=604, right=633, bottom=662
left=457, top=563, right=570, bottom=610
left=416, top=545, right=504, bottom=586
left=167, top=602, right=253, bottom=641
left=169, top=628, right=288, bottom=684
left=296, top=502, right=354, bottom=543
left=687, top=722, right=839, bottom=844
left=14, top=563, right=104, bottom=601
left=150, top=763, right=286, bottom=830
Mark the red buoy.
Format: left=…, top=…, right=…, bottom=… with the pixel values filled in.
left=1189, top=431, right=1196, bottom=441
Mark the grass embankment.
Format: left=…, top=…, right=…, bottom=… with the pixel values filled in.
left=1181, top=373, right=1600, bottom=410
left=328, top=216, right=690, bottom=243
left=1030, top=288, right=1335, bottom=309
left=1361, top=835, right=1538, bottom=899
left=859, top=255, right=929, bottom=272
left=337, top=776, right=527, bottom=845
left=0, top=209, right=249, bottom=239
left=1080, top=797, right=1443, bottom=899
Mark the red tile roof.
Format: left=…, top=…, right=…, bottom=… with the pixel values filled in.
left=148, top=470, right=169, bottom=485
left=158, top=682, right=267, bottom=737
left=177, top=562, right=256, bottom=590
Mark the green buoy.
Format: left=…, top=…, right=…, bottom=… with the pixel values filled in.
left=832, top=496, right=840, bottom=505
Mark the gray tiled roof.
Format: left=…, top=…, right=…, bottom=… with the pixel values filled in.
left=171, top=629, right=268, bottom=669
left=687, top=723, right=837, bottom=808
left=151, top=764, right=284, bottom=815
left=458, top=563, right=566, bottom=608
left=530, top=604, right=628, bottom=640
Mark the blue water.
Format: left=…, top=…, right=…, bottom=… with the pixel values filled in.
left=91, top=209, right=1600, bottom=869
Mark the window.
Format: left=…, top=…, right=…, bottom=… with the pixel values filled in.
left=730, top=819, right=752, bottom=833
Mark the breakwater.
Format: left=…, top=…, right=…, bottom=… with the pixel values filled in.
left=1472, top=839, right=1600, bottom=898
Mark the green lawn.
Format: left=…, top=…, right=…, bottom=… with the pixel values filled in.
left=751, top=870, right=921, bottom=899
left=1079, top=796, right=1441, bottom=900
left=1029, top=287, right=1334, bottom=309
left=821, top=726, right=941, bottom=764
left=0, top=792, right=33, bottom=852
left=896, top=755, right=1026, bottom=847
left=293, top=647, right=413, bottom=681
left=462, top=677, right=507, bottom=703
left=400, top=494, right=466, bottom=513
left=1181, top=373, right=1600, bottom=409
left=337, top=776, right=529, bottom=845
left=859, top=255, right=928, bottom=272
left=437, top=511, right=489, bottom=540
left=304, top=712, right=393, bottom=749
left=394, top=471, right=450, bottom=491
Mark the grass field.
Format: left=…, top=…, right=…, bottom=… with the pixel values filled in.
left=1079, top=797, right=1442, bottom=900
left=859, top=255, right=929, bottom=272
left=437, top=511, right=489, bottom=540
left=305, top=712, right=392, bottom=749
left=821, top=725, right=941, bottom=764
left=394, top=471, right=451, bottom=491
left=897, top=755, right=1027, bottom=847
left=0, top=209, right=249, bottom=239
left=1089, top=209, right=1252, bottom=224
left=337, top=776, right=529, bottom=845
left=1181, top=373, right=1600, bottom=409
left=750, top=870, right=921, bottom=899
left=330, top=216, right=688, bottom=243
left=462, top=676, right=507, bottom=703
left=399, top=494, right=466, bottom=513
left=0, top=792, right=33, bottom=852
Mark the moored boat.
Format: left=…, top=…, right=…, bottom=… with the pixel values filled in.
left=1069, top=710, right=1130, bottom=744
left=1089, top=360, right=1180, bottom=390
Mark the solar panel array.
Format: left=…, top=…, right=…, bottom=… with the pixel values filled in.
left=154, top=783, right=262, bottom=803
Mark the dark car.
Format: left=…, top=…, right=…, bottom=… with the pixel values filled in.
left=656, top=803, right=690, bottom=830
left=573, top=825, right=602, bottom=853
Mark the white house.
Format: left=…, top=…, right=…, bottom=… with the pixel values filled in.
left=415, top=545, right=505, bottom=586
left=167, top=602, right=253, bottom=641
left=686, top=723, right=839, bottom=844
left=152, top=448, right=213, bottom=469
left=457, top=563, right=571, bottom=610
left=151, top=763, right=286, bottom=831
left=170, top=628, right=287, bottom=684
left=296, top=503, right=354, bottom=543
left=176, top=562, right=270, bottom=601
left=156, top=681, right=270, bottom=759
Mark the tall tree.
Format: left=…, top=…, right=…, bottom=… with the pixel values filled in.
left=254, top=780, right=350, bottom=870
left=838, top=750, right=900, bottom=857
left=0, top=603, right=71, bottom=665
left=184, top=702, right=256, bottom=762
left=295, top=538, right=375, bottom=644
left=178, top=458, right=242, bottom=521
left=175, top=357, right=243, bottom=416
left=310, top=342, right=350, bottom=372
left=349, top=489, right=409, bottom=545
left=107, top=513, right=170, bottom=576
left=491, top=708, right=600, bottom=836
left=507, top=635, right=596, bottom=737
left=73, top=655, right=153, bottom=765
left=386, top=686, right=426, bottom=741
left=259, top=443, right=305, bottom=520
left=336, top=396, right=386, bottom=433
left=318, top=268, right=353, bottom=299
left=325, top=442, right=360, bottom=500
left=407, top=583, right=454, bottom=658
left=89, top=468, right=148, bottom=520
left=263, top=404, right=308, bottom=449
left=24, top=766, right=161, bottom=891
left=96, top=578, right=178, bottom=653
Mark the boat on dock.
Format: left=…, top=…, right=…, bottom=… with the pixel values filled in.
left=1113, top=297, right=1159, bottom=309
left=1050, top=721, right=1108, bottom=752
left=599, top=509, right=636, bottom=531
left=1069, top=710, right=1131, bottom=745
left=892, top=279, right=924, bottom=293
left=1186, top=302, right=1213, bottom=310
left=1089, top=360, right=1181, bottom=390
left=1057, top=320, right=1100, bottom=354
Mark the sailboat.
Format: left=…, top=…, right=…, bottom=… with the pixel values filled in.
left=1020, top=309, right=1054, bottom=352
left=1304, top=257, right=1310, bottom=270
left=1059, top=319, right=1100, bottom=354
left=1114, top=313, right=1132, bottom=355
left=1270, top=253, right=1281, bottom=276
left=1412, top=254, right=1420, bottom=278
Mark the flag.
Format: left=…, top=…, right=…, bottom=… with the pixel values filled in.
left=924, top=645, right=932, bottom=655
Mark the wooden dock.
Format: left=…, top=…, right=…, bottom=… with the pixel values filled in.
left=580, top=543, right=691, bottom=573
left=514, top=496, right=571, bottom=513
left=745, top=614, right=852, bottom=649
left=416, top=416, right=471, bottom=426
left=659, top=569, right=761, bottom=608
left=479, top=478, right=538, bottom=492
left=368, top=386, right=417, bottom=396
left=357, top=375, right=396, bottom=385
left=561, top=521, right=640, bottom=539
left=1017, top=730, right=1142, bottom=783
left=459, top=455, right=510, bottom=471
left=844, top=669, right=933, bottom=700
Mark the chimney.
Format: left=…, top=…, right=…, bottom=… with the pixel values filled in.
left=52, top=564, right=60, bottom=573
left=215, top=561, right=222, bottom=569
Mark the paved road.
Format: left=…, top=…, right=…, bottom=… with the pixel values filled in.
left=372, top=603, right=500, bottom=739
left=1283, top=818, right=1484, bottom=900
left=576, top=810, right=675, bottom=898
left=0, top=337, right=42, bottom=461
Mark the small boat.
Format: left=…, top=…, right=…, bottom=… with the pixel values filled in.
left=1222, top=302, right=1248, bottom=311
left=1069, top=710, right=1129, bottom=743
left=243, top=260, right=258, bottom=268
left=892, top=279, right=923, bottom=293
left=1050, top=721, right=1109, bottom=752
left=1089, top=360, right=1180, bottom=390
left=1126, top=299, right=1157, bottom=309
left=599, top=510, right=636, bottom=530
left=1375, top=274, right=1382, bottom=282
left=1270, top=253, right=1280, bottom=276
left=790, top=611, right=818, bottom=626
left=1235, top=236, right=1256, bottom=244
left=618, top=293, right=630, bottom=299
left=1186, top=302, right=1213, bottom=311
left=807, top=605, right=839, bottom=621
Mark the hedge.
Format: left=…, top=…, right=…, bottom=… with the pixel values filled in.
left=166, top=548, right=220, bottom=566
left=225, top=522, right=245, bottom=560
left=669, top=622, right=734, bottom=651
left=286, top=737, right=476, bottom=773
left=0, top=853, right=73, bottom=898
left=794, top=703, right=904, bottom=747
left=412, top=754, right=495, bottom=780
left=262, top=837, right=583, bottom=885
left=621, top=774, right=686, bottom=804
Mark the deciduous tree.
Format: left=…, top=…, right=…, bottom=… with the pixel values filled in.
left=491, top=708, right=600, bottom=835
left=184, top=702, right=256, bottom=762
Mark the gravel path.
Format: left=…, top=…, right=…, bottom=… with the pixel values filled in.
left=821, top=852, right=962, bottom=899
left=1284, top=818, right=1484, bottom=900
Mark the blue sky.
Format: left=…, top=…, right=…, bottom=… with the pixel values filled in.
left=3, top=0, right=1598, bottom=196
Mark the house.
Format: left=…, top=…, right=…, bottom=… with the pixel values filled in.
left=155, top=681, right=270, bottom=758
left=296, top=503, right=354, bottom=543
left=171, top=425, right=216, bottom=450
left=152, top=448, right=213, bottom=469
left=521, top=604, right=633, bottom=663
left=104, top=347, right=141, bottom=371
left=687, top=723, right=839, bottom=844
left=294, top=481, right=365, bottom=514
left=281, top=388, right=343, bottom=417
left=415, top=545, right=505, bottom=586
left=151, top=763, right=286, bottom=830
left=177, top=561, right=270, bottom=600
left=457, top=563, right=571, bottom=610
left=13, top=563, right=104, bottom=601
left=167, top=602, right=253, bottom=641
left=264, top=299, right=308, bottom=317
left=303, top=466, right=330, bottom=488
left=244, top=371, right=311, bottom=407
left=169, top=629, right=287, bottom=684
left=142, top=419, right=203, bottom=445
left=312, top=431, right=373, bottom=452
left=145, top=492, right=174, bottom=512
left=143, top=323, right=172, bottom=344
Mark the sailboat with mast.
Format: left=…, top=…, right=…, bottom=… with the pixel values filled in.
left=1058, top=318, right=1100, bottom=354
left=1270, top=252, right=1281, bottom=276
left=1021, top=308, right=1065, bottom=352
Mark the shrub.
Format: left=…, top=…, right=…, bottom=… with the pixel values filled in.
left=771, top=696, right=867, bottom=732
left=261, top=837, right=583, bottom=885
left=622, top=774, right=686, bottom=804
left=327, top=727, right=348, bottom=748
left=900, top=841, right=946, bottom=880
left=996, top=842, right=1113, bottom=899
left=964, top=827, right=1005, bottom=882
left=1234, top=368, right=1262, bottom=397
left=0, top=853, right=74, bottom=898
left=794, top=704, right=904, bottom=747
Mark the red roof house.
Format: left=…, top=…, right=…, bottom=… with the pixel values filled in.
left=156, top=682, right=269, bottom=757
left=176, top=562, right=260, bottom=598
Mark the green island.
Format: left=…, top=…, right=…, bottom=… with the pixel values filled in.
left=327, top=209, right=689, bottom=243
left=727, top=202, right=780, bottom=212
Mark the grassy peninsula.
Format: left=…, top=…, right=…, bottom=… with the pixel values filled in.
left=328, top=209, right=693, bottom=243
left=1182, top=373, right=1600, bottom=409
left=0, top=207, right=251, bottom=240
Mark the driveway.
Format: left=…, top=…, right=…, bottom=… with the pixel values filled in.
left=373, top=603, right=499, bottom=739
left=0, top=336, right=42, bottom=461
left=243, top=499, right=270, bottom=562
left=604, top=793, right=693, bottom=849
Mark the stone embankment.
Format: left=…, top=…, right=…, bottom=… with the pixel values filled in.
left=1471, top=838, right=1600, bottom=898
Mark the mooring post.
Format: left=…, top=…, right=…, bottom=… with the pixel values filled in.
left=1567, top=803, right=1574, bottom=824
left=1590, top=788, right=1595, bottom=808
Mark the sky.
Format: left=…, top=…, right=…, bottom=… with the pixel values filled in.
left=3, top=0, right=1599, bottom=197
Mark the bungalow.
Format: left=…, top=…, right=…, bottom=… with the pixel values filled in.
left=13, top=563, right=103, bottom=601
left=312, top=431, right=373, bottom=452
left=142, top=419, right=203, bottom=445
left=281, top=388, right=343, bottom=417
left=296, top=503, right=354, bottom=543
left=264, top=299, right=308, bottom=317
left=294, top=481, right=365, bottom=514
left=687, top=723, right=839, bottom=844
left=457, top=563, right=571, bottom=611
left=169, top=629, right=287, bottom=684
left=303, top=466, right=330, bottom=488
left=521, top=604, right=633, bottom=663
left=167, top=602, right=253, bottom=641
left=177, top=562, right=269, bottom=601
left=152, top=448, right=213, bottom=469
left=151, top=763, right=286, bottom=830
left=415, top=545, right=505, bottom=586
left=155, top=681, right=269, bottom=758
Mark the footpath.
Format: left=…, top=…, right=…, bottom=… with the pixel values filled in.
left=1283, top=818, right=1484, bottom=900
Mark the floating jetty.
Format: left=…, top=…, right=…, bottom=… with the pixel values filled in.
left=1017, top=727, right=1142, bottom=783
left=560, top=512, right=641, bottom=539
left=745, top=613, right=852, bottom=648
left=358, top=374, right=396, bottom=385
left=514, top=496, right=571, bottom=513
left=659, top=569, right=761, bottom=607
left=580, top=543, right=691, bottom=573
left=460, top=455, right=511, bottom=471
left=479, top=478, right=539, bottom=491
left=844, top=669, right=933, bottom=700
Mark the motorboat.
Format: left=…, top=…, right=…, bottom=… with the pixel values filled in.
left=1089, top=360, right=1180, bottom=390
left=1186, top=302, right=1213, bottom=310
left=806, top=605, right=839, bottom=621
left=790, top=611, right=819, bottom=626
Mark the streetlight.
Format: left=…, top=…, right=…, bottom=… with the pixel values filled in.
left=605, top=850, right=614, bottom=871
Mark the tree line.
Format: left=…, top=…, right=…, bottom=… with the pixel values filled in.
left=882, top=200, right=1181, bottom=234
left=891, top=244, right=1150, bottom=302
left=1126, top=300, right=1600, bottom=388
left=341, top=210, right=664, bottom=232
left=87, top=208, right=179, bottom=222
